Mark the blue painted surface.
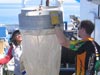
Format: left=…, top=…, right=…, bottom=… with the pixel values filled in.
left=0, top=27, right=7, bottom=38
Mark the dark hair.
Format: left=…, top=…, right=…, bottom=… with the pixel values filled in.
left=10, top=30, right=21, bottom=46
left=80, top=20, right=95, bottom=35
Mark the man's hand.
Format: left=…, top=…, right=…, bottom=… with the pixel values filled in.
left=54, top=25, right=70, bottom=48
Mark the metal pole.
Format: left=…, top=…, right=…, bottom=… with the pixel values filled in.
left=22, top=0, right=25, bottom=8
left=40, top=0, right=43, bottom=6
left=94, top=16, right=96, bottom=40
left=89, top=11, right=96, bottom=40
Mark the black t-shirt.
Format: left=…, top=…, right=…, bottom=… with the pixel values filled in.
left=75, top=41, right=100, bottom=75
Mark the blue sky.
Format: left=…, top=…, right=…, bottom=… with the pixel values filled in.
left=0, top=0, right=21, bottom=3
left=0, top=0, right=80, bottom=3
left=0, top=0, right=80, bottom=24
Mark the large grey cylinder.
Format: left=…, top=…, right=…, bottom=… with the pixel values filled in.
left=19, top=6, right=63, bottom=75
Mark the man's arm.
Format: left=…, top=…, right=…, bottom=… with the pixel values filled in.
left=55, top=26, right=70, bottom=48
left=0, top=46, right=13, bottom=64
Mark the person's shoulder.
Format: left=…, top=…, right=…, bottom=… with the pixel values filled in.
left=82, top=41, right=93, bottom=48
left=85, top=41, right=92, bottom=45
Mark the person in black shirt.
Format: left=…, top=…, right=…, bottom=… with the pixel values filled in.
left=55, top=20, right=100, bottom=75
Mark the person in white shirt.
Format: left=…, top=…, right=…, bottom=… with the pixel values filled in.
left=0, top=30, right=24, bottom=75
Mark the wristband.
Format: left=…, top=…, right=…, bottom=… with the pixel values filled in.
left=22, top=70, right=26, bottom=75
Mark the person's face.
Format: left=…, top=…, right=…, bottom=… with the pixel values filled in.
left=15, top=34, right=22, bottom=42
left=78, top=27, right=84, bottom=38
